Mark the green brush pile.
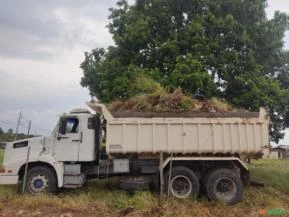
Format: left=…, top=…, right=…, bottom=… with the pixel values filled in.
left=107, top=88, right=236, bottom=112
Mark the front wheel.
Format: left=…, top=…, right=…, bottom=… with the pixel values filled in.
left=204, top=168, right=243, bottom=205
left=164, top=166, right=199, bottom=199
left=24, top=166, right=57, bottom=195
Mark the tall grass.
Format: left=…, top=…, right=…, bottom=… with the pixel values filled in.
left=250, top=159, right=289, bottom=192
left=0, top=159, right=289, bottom=216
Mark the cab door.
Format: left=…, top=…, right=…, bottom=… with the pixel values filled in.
left=54, top=116, right=81, bottom=161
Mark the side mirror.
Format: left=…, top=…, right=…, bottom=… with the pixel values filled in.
left=59, top=117, right=67, bottom=135
left=92, top=118, right=100, bottom=129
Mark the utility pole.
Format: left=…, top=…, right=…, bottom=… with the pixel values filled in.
left=26, top=120, right=31, bottom=138
left=14, top=112, right=21, bottom=141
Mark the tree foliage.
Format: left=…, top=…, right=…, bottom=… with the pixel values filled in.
left=0, top=128, right=14, bottom=142
left=80, top=0, right=289, bottom=142
left=0, top=128, right=39, bottom=142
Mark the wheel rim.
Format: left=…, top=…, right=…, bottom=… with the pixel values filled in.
left=214, top=177, right=237, bottom=201
left=29, top=175, right=49, bottom=193
left=170, top=175, right=192, bottom=198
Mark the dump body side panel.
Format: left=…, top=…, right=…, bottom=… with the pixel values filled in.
left=86, top=103, right=269, bottom=155
left=107, top=116, right=268, bottom=155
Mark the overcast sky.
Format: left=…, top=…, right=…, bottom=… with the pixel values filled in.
left=0, top=1, right=288, bottom=142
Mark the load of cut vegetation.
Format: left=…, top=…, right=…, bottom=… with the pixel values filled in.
left=105, top=72, right=241, bottom=112
left=107, top=88, right=237, bottom=112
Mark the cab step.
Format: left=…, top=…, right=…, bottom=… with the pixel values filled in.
left=64, top=164, right=86, bottom=187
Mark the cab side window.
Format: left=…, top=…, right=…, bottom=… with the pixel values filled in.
left=66, top=117, right=79, bottom=133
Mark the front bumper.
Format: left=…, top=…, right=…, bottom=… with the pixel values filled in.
left=0, top=175, right=19, bottom=184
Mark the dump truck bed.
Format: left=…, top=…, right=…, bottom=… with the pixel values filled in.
left=88, top=103, right=269, bottom=155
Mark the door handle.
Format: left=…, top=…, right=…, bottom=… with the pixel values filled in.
left=72, top=139, right=80, bottom=142
left=57, top=136, right=69, bottom=140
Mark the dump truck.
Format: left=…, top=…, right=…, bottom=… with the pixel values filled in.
left=0, top=102, right=269, bottom=204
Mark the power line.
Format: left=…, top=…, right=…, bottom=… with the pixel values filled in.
left=20, top=115, right=30, bottom=122
left=14, top=112, right=22, bottom=140
left=0, top=120, right=16, bottom=124
left=27, top=120, right=31, bottom=138
left=1, top=112, right=55, bottom=136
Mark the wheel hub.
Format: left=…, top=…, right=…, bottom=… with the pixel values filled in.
left=170, top=175, right=192, bottom=198
left=30, top=175, right=48, bottom=193
left=214, top=178, right=237, bottom=201
left=34, top=179, right=43, bottom=188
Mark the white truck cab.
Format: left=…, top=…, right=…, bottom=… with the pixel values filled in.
left=0, top=108, right=100, bottom=192
left=54, top=109, right=98, bottom=162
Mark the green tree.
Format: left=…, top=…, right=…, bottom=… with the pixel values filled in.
left=80, top=0, right=289, bottom=142
left=169, top=54, right=216, bottom=97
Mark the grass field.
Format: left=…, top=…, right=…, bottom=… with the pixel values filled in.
left=0, top=149, right=3, bottom=165
left=0, top=150, right=289, bottom=217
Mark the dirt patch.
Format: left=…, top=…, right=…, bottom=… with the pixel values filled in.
left=0, top=205, right=96, bottom=217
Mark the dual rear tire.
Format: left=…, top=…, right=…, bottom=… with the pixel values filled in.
left=164, top=166, right=199, bottom=199
left=202, top=168, right=243, bottom=205
left=164, top=167, right=243, bottom=205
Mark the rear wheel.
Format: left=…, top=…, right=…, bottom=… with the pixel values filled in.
left=24, top=166, right=57, bottom=195
left=164, top=166, right=199, bottom=199
left=204, top=168, right=243, bottom=205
